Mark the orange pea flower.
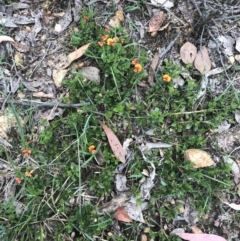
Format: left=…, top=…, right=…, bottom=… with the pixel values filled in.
left=101, top=35, right=108, bottom=41
left=25, top=170, right=34, bottom=177
left=133, top=63, right=143, bottom=73
left=105, top=27, right=110, bottom=32
left=113, top=37, right=119, bottom=42
left=163, top=74, right=171, bottom=82
left=88, top=145, right=96, bottom=154
left=98, top=41, right=105, bottom=47
left=132, top=58, right=138, bottom=65
left=15, top=177, right=22, bottom=184
left=22, top=149, right=31, bottom=157
left=83, top=16, right=89, bottom=21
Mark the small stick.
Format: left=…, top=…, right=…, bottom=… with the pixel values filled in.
left=0, top=98, right=90, bottom=108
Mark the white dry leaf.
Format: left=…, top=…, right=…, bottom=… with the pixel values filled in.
left=170, top=228, right=185, bottom=235
left=223, top=156, right=240, bottom=184
left=151, top=0, right=174, bottom=8
left=0, top=35, right=15, bottom=43
left=235, top=37, right=240, bottom=53
left=115, top=174, right=130, bottom=192
left=140, top=142, right=172, bottom=154
left=41, top=108, right=64, bottom=121
left=123, top=138, right=133, bottom=158
left=52, top=69, right=68, bottom=88
left=173, top=77, right=184, bottom=88
left=55, top=2, right=72, bottom=33
left=218, top=35, right=235, bottom=56
left=140, top=162, right=155, bottom=200
left=0, top=17, right=18, bottom=28
left=79, top=67, right=100, bottom=84
left=32, top=92, right=55, bottom=99
left=235, top=110, right=240, bottom=123
left=221, top=201, right=240, bottom=211
left=0, top=136, right=12, bottom=148
left=124, top=201, right=146, bottom=223
left=217, top=121, right=231, bottom=133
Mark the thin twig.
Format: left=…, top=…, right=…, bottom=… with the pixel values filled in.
left=0, top=98, right=90, bottom=108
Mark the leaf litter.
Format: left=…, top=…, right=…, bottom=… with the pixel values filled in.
left=1, top=0, right=240, bottom=239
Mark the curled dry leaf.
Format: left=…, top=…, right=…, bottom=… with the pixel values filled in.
left=101, top=123, right=126, bottom=163
left=0, top=35, right=14, bottom=43
left=184, top=149, right=214, bottom=168
left=194, top=46, right=211, bottom=74
left=147, top=12, right=167, bottom=33
left=178, top=233, right=227, bottom=241
left=114, top=207, right=133, bottom=222
left=180, top=42, right=197, bottom=64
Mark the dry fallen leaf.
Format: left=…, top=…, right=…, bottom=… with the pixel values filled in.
left=60, top=43, right=90, bottom=69
left=0, top=35, right=15, bottom=43
left=101, top=123, right=126, bottom=163
left=184, top=149, right=214, bottom=168
left=0, top=108, right=24, bottom=140
left=221, top=200, right=240, bottom=211
left=114, top=207, right=133, bottom=222
left=52, top=69, right=68, bottom=87
left=178, top=233, right=227, bottom=241
left=147, top=12, right=167, bottom=33
left=148, top=52, right=160, bottom=85
left=194, top=46, right=211, bottom=74
left=180, top=42, right=197, bottom=64
left=32, top=92, right=55, bottom=99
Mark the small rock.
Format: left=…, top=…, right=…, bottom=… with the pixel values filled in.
left=228, top=55, right=235, bottom=64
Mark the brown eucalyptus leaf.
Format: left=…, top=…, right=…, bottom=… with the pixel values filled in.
left=101, top=123, right=126, bottom=163
left=79, top=67, right=100, bottom=84
left=148, top=12, right=167, bottom=32
left=114, top=207, right=133, bottom=222
left=194, top=46, right=211, bottom=74
left=180, top=42, right=197, bottom=64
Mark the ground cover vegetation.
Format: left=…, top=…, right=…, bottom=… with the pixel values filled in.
left=0, top=1, right=240, bottom=241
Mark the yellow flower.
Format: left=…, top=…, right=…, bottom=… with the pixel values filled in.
left=107, top=38, right=114, bottom=46
left=88, top=145, right=96, bottom=154
left=133, top=63, right=143, bottom=73
left=22, top=149, right=31, bottom=157
left=25, top=170, right=34, bottom=177
left=163, top=74, right=171, bottom=82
